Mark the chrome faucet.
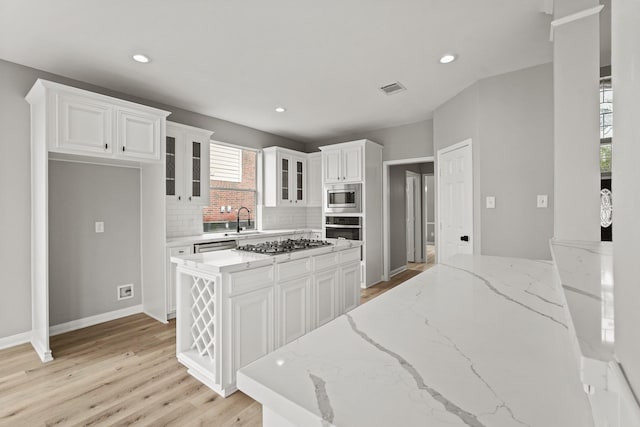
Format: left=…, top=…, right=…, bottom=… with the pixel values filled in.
left=236, top=207, right=251, bottom=233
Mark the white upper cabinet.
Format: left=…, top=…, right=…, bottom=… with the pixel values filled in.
left=307, top=152, right=322, bottom=207
left=342, top=145, right=363, bottom=182
left=117, top=108, right=163, bottom=161
left=165, top=122, right=213, bottom=205
left=264, top=147, right=307, bottom=207
left=321, top=143, right=363, bottom=184
left=56, top=92, right=114, bottom=155
left=26, top=79, right=170, bottom=162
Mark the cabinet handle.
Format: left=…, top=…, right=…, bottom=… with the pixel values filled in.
left=104, top=143, right=108, bottom=150
left=122, top=146, right=126, bottom=152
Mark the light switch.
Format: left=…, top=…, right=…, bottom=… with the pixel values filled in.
left=537, top=195, right=548, bottom=208
left=486, top=196, right=496, bottom=209
left=95, top=221, right=105, bottom=233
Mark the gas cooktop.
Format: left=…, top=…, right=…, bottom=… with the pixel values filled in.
left=236, top=239, right=333, bottom=255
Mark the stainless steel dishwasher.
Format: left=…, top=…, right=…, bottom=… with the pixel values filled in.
left=193, top=240, right=237, bottom=253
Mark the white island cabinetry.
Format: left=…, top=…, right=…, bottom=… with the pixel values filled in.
left=173, top=241, right=362, bottom=397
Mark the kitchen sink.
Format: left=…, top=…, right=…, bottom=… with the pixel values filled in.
left=223, top=231, right=264, bottom=237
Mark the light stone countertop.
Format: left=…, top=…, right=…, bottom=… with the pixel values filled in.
left=171, top=239, right=362, bottom=274
left=237, top=254, right=594, bottom=427
left=550, top=240, right=615, bottom=390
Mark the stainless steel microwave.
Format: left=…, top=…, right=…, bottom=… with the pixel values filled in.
left=326, top=183, right=361, bottom=213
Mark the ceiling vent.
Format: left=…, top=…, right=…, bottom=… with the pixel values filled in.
left=379, top=81, right=406, bottom=96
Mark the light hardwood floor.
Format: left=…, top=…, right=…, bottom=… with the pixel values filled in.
left=0, top=255, right=435, bottom=427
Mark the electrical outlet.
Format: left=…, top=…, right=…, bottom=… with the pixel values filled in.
left=486, top=196, right=496, bottom=209
left=117, top=284, right=134, bottom=300
left=537, top=195, right=548, bottom=208
left=95, top=221, right=104, bottom=233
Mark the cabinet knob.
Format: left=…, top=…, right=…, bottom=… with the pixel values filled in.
left=178, top=196, right=181, bottom=201
left=104, top=143, right=108, bottom=150
left=189, top=196, right=192, bottom=201
left=343, top=176, right=346, bottom=180
left=290, top=200, right=292, bottom=203
left=122, top=146, right=126, bottom=152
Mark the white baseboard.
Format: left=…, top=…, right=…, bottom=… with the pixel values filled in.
left=390, top=265, right=408, bottom=278
left=0, top=330, right=31, bottom=350
left=49, top=304, right=143, bottom=336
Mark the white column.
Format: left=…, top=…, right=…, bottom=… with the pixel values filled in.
left=612, top=0, right=640, bottom=397
left=553, top=0, right=602, bottom=241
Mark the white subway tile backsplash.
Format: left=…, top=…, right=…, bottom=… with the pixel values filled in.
left=166, top=199, right=204, bottom=238
left=166, top=202, right=323, bottom=238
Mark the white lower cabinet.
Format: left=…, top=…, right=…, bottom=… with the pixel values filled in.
left=340, top=261, right=361, bottom=313
left=276, top=276, right=311, bottom=346
left=313, top=268, right=339, bottom=328
left=166, top=245, right=193, bottom=318
left=227, top=286, right=274, bottom=388
left=175, top=244, right=362, bottom=397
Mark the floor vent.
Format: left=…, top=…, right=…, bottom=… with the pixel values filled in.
left=379, top=81, right=406, bottom=95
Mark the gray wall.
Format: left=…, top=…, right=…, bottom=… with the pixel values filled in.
left=0, top=58, right=305, bottom=341
left=49, top=161, right=141, bottom=325
left=434, top=63, right=554, bottom=260
left=307, top=119, right=434, bottom=161
left=612, top=0, right=640, bottom=395
left=389, top=163, right=431, bottom=272
left=433, top=81, right=483, bottom=255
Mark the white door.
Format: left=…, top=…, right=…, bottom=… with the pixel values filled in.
left=438, top=141, right=473, bottom=262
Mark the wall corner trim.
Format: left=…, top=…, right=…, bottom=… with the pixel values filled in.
left=0, top=330, right=32, bottom=351
left=549, top=5, right=604, bottom=41
left=49, top=304, right=144, bottom=336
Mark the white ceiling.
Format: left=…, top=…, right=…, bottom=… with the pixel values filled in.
left=0, top=1, right=554, bottom=143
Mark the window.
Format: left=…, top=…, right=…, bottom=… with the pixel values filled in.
left=203, top=142, right=257, bottom=232
left=599, top=76, right=612, bottom=242
left=600, top=77, right=612, bottom=175
left=210, top=144, right=242, bottom=182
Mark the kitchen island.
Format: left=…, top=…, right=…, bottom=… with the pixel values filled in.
left=171, top=239, right=363, bottom=397
left=237, top=254, right=594, bottom=427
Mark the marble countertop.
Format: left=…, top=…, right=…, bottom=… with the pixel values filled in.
left=166, top=229, right=318, bottom=247
left=171, top=239, right=362, bottom=274
left=238, top=254, right=593, bottom=427
left=550, top=240, right=614, bottom=389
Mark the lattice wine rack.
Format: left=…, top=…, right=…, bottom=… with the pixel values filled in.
left=190, top=276, right=216, bottom=362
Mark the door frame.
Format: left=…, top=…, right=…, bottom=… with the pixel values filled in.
left=436, top=139, right=474, bottom=263
left=405, top=170, right=422, bottom=263
left=382, top=156, right=434, bottom=281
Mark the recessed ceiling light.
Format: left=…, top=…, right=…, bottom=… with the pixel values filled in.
left=275, top=107, right=286, bottom=113
left=439, top=54, right=457, bottom=64
left=132, top=54, right=150, bottom=63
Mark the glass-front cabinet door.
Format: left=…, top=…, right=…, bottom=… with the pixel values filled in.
left=279, top=155, right=290, bottom=204
left=294, top=157, right=305, bottom=204
left=185, top=134, right=209, bottom=205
